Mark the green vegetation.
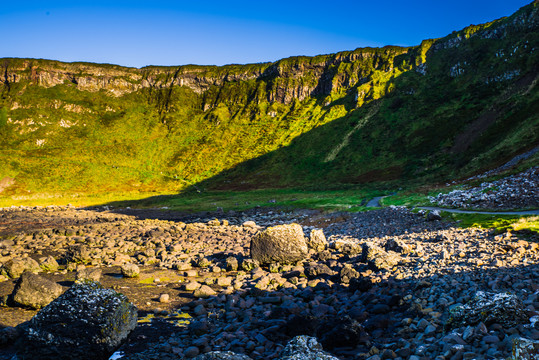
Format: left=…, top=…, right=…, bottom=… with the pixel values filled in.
left=0, top=2, right=537, bottom=206
left=445, top=212, right=539, bottom=236
left=106, top=187, right=386, bottom=213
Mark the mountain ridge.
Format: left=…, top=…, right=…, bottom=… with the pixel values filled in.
left=0, top=1, right=538, bottom=200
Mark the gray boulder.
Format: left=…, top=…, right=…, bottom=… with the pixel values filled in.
left=448, top=291, right=527, bottom=328
left=250, top=224, right=308, bottom=265
left=308, top=229, right=328, bottom=252
left=280, top=335, right=340, bottom=360
left=21, top=280, right=137, bottom=360
left=3, top=257, right=41, bottom=278
left=11, top=272, right=63, bottom=309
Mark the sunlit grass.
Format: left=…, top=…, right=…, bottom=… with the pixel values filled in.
left=445, top=212, right=539, bottom=235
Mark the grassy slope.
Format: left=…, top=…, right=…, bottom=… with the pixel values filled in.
left=0, top=2, right=537, bottom=206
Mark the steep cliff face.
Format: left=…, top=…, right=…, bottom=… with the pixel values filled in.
left=0, top=1, right=537, bottom=197
left=1, top=45, right=410, bottom=104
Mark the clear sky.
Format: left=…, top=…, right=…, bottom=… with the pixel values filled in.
left=0, top=0, right=533, bottom=68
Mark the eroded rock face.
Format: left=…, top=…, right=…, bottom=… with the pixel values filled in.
left=11, top=272, right=63, bottom=309
left=250, top=224, right=308, bottom=265
left=448, top=291, right=527, bottom=328
left=21, top=280, right=137, bottom=360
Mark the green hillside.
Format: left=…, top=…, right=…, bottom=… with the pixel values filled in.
left=0, top=1, right=538, bottom=204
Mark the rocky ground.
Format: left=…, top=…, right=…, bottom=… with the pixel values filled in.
left=0, top=204, right=538, bottom=360
left=431, top=167, right=539, bottom=210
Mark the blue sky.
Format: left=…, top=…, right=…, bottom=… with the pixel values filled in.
left=0, top=0, right=532, bottom=68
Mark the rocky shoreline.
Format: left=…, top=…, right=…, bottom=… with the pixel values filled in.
left=0, top=205, right=538, bottom=359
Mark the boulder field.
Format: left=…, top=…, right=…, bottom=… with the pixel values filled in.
left=0, top=205, right=538, bottom=359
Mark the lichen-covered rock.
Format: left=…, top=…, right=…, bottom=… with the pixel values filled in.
left=39, top=256, right=59, bottom=272
left=511, top=337, right=539, bottom=360
left=11, top=272, right=63, bottom=309
left=280, top=335, right=340, bottom=360
left=308, top=229, right=328, bottom=252
left=194, top=351, right=253, bottom=360
left=121, top=263, right=140, bottom=278
left=2, top=257, right=41, bottom=278
left=241, top=258, right=259, bottom=272
left=21, top=280, right=137, bottom=360
left=250, top=223, right=308, bottom=265
left=448, top=291, right=527, bottom=328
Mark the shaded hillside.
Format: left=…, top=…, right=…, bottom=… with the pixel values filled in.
left=0, top=1, right=538, bottom=198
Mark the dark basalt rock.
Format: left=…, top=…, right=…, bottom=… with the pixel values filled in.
left=285, top=314, right=319, bottom=337
left=447, top=291, right=527, bottom=329
left=317, top=316, right=368, bottom=350
left=20, top=280, right=137, bottom=360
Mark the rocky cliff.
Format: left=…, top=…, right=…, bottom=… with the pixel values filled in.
left=0, top=1, right=537, bottom=197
